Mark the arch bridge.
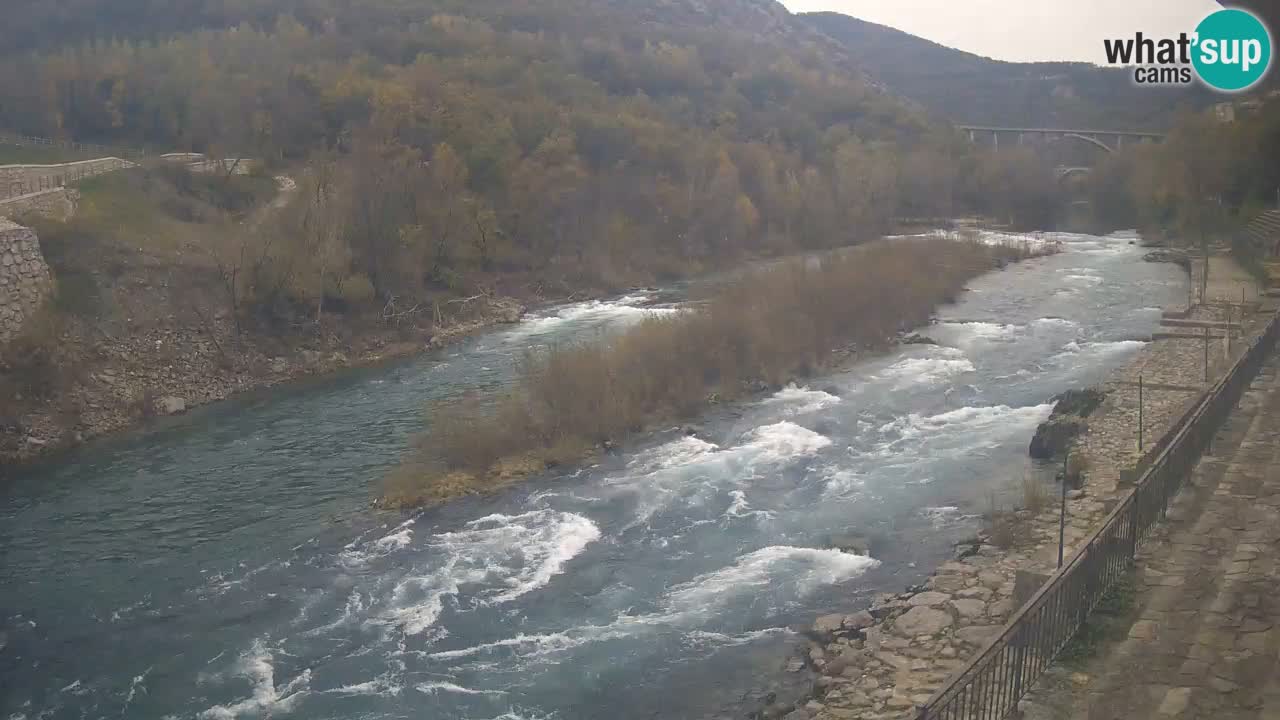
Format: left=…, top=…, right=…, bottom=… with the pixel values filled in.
left=957, top=126, right=1166, bottom=154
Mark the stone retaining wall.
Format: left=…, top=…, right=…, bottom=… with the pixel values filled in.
left=0, top=157, right=135, bottom=200
left=0, top=219, right=52, bottom=344
left=0, top=187, right=79, bottom=221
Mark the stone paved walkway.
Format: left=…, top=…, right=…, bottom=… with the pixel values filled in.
left=1035, top=352, right=1280, bottom=720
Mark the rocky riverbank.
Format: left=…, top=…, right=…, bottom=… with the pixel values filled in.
left=0, top=295, right=525, bottom=467
left=757, top=262, right=1275, bottom=720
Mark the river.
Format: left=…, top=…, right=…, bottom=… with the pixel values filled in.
left=1, top=231, right=1185, bottom=720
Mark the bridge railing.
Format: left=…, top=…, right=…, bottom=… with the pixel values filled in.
left=916, top=309, right=1280, bottom=720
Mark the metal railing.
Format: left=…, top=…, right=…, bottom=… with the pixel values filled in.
left=916, top=310, right=1280, bottom=720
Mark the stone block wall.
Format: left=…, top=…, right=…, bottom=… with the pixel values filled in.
left=0, top=157, right=135, bottom=199
left=0, top=187, right=80, bottom=221
left=0, top=219, right=53, bottom=344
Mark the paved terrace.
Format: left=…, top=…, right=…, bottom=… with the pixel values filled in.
left=1025, top=350, right=1280, bottom=719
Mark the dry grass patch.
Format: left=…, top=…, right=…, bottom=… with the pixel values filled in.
left=385, top=236, right=1055, bottom=507
left=1021, top=473, right=1053, bottom=516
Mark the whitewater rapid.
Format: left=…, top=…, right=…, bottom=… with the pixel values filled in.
left=0, top=231, right=1188, bottom=720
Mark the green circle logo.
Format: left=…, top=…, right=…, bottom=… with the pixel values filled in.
left=1192, top=8, right=1272, bottom=92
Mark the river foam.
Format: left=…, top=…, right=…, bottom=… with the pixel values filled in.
left=424, top=546, right=876, bottom=666
left=877, top=348, right=976, bottom=390
left=378, top=510, right=601, bottom=637
left=199, top=641, right=311, bottom=720
left=763, top=385, right=842, bottom=415
left=503, top=293, right=681, bottom=342
left=865, top=403, right=1054, bottom=463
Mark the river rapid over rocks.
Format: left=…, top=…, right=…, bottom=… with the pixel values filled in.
left=0, top=231, right=1186, bottom=720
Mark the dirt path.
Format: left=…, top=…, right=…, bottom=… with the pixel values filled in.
left=1024, top=352, right=1280, bottom=720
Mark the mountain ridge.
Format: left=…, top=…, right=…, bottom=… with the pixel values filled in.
left=801, top=10, right=1216, bottom=130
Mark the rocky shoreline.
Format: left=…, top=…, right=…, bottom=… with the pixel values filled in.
left=757, top=266, right=1273, bottom=720
left=0, top=296, right=526, bottom=468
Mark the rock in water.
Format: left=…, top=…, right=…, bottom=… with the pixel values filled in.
left=1028, top=417, right=1084, bottom=459
left=1051, top=388, right=1106, bottom=418
left=827, top=533, right=871, bottom=556
left=157, top=396, right=187, bottom=416
left=901, top=333, right=940, bottom=346
left=1028, top=387, right=1105, bottom=458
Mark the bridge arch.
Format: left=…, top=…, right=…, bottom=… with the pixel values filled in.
left=1061, top=133, right=1114, bottom=154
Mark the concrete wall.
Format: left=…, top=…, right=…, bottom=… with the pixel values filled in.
left=161, top=153, right=260, bottom=176
left=0, top=219, right=52, bottom=344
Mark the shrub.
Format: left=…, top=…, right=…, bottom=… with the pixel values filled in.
left=1021, top=474, right=1052, bottom=515
left=338, top=273, right=377, bottom=306
left=0, top=305, right=67, bottom=402
left=985, top=492, right=1022, bottom=550
left=390, top=236, right=1052, bottom=503
left=1065, top=453, right=1090, bottom=489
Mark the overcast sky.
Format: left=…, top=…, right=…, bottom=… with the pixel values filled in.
left=779, top=0, right=1224, bottom=64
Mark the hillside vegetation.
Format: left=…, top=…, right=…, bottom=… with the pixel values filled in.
left=1082, top=99, right=1280, bottom=253
left=0, top=0, right=1108, bottom=461
left=0, top=0, right=1072, bottom=314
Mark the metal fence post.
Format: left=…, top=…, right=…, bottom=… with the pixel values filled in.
left=1059, top=451, right=1068, bottom=569
left=1204, top=326, right=1210, bottom=384
left=1138, top=375, right=1144, bottom=452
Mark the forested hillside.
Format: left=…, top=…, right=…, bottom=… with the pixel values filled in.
left=801, top=11, right=1215, bottom=130
left=0, top=0, right=1035, bottom=307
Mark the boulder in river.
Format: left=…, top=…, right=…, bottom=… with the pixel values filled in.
left=156, top=396, right=187, bottom=416
left=824, top=527, right=885, bottom=556
left=1029, top=417, right=1084, bottom=460
left=1028, top=387, right=1106, bottom=459
left=1051, top=388, right=1106, bottom=418
left=827, top=532, right=872, bottom=556
left=901, top=333, right=940, bottom=346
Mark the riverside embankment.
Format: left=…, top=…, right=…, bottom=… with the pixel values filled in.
left=0, top=293, right=526, bottom=466
left=773, top=250, right=1269, bottom=720
left=1, top=230, right=1187, bottom=720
